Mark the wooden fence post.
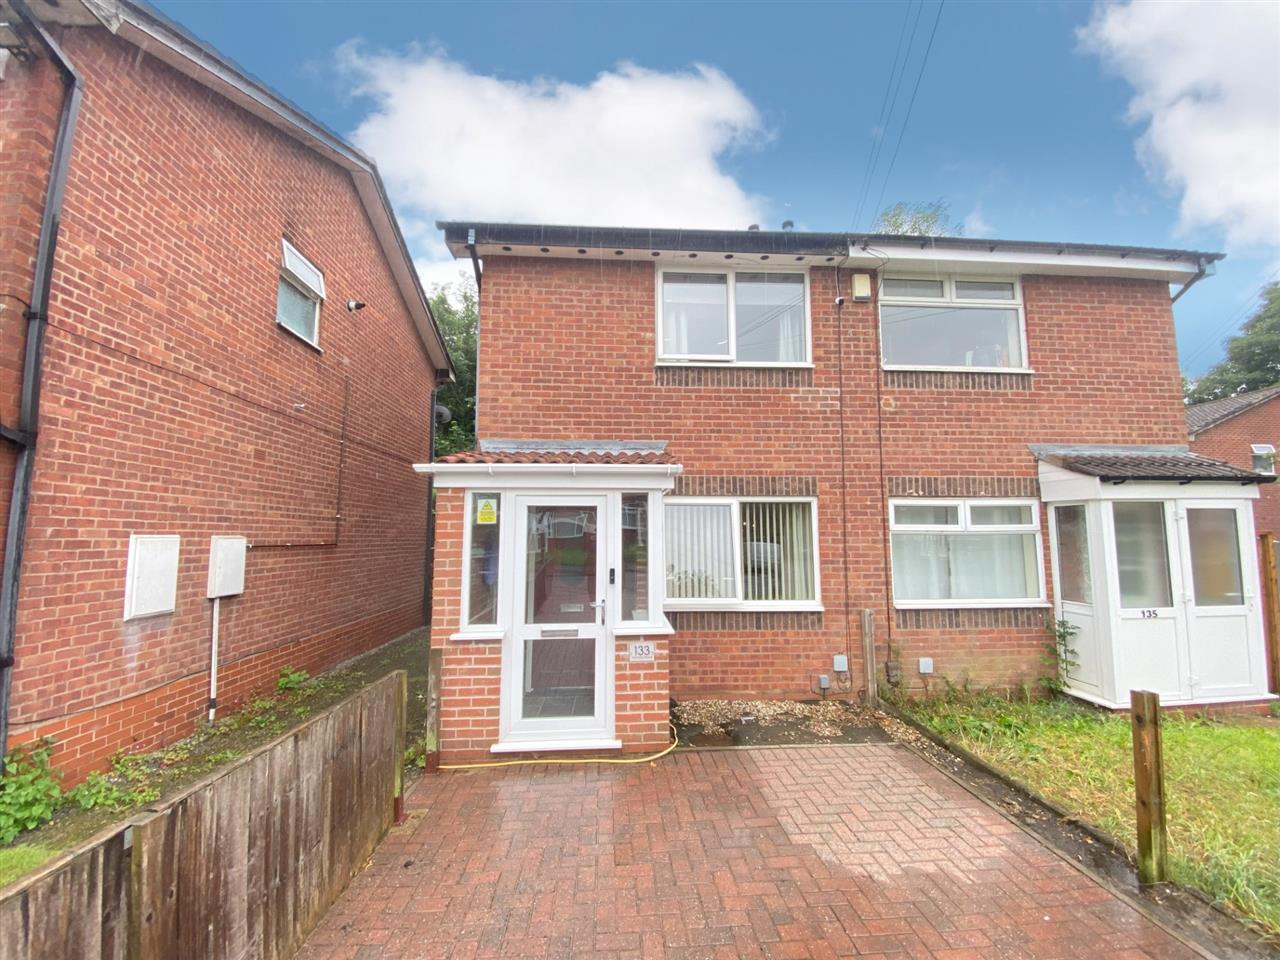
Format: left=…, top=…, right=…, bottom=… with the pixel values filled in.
left=1260, top=533, right=1280, bottom=694
left=424, top=646, right=443, bottom=774
left=1130, top=689, right=1168, bottom=885
left=861, top=610, right=879, bottom=709
left=393, top=669, right=409, bottom=824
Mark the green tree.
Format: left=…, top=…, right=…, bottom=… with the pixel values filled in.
left=873, top=199, right=962, bottom=237
left=429, top=280, right=478, bottom=456
left=1184, top=282, right=1280, bottom=404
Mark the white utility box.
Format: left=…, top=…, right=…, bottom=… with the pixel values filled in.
left=207, top=536, right=248, bottom=599
left=123, top=534, right=181, bottom=620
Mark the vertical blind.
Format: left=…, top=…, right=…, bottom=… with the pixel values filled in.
left=665, top=503, right=737, bottom=599
left=741, top=501, right=814, bottom=601
left=665, top=500, right=816, bottom=603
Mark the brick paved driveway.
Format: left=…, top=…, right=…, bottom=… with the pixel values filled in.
left=299, top=744, right=1197, bottom=959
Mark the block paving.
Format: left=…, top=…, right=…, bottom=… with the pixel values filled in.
left=299, top=744, right=1196, bottom=959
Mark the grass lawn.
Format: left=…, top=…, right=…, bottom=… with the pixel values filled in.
left=903, top=695, right=1280, bottom=937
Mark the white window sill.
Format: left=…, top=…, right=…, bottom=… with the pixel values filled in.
left=449, top=629, right=503, bottom=642
left=613, top=622, right=675, bottom=637
left=656, top=361, right=814, bottom=369
left=881, top=364, right=1032, bottom=375
left=490, top=738, right=622, bottom=754
left=663, top=602, right=824, bottom=613
left=893, top=601, right=1050, bottom=610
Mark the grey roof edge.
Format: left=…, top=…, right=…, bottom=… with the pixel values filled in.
left=1029, top=443, right=1190, bottom=458
left=438, top=221, right=1224, bottom=265
left=480, top=439, right=668, bottom=455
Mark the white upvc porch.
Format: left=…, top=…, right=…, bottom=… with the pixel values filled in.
left=1039, top=452, right=1275, bottom=708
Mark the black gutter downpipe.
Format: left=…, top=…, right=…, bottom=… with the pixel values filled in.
left=0, top=2, right=83, bottom=771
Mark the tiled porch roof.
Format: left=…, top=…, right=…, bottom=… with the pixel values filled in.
left=1043, top=450, right=1271, bottom=483
left=437, top=439, right=676, bottom=466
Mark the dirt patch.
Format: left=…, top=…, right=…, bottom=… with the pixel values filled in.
left=673, top=698, right=891, bottom=747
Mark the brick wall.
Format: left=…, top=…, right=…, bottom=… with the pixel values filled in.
left=1189, top=396, right=1280, bottom=536
left=1, top=27, right=435, bottom=781
left=429, top=256, right=1187, bottom=721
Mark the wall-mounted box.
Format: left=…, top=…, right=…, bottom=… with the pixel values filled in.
left=207, top=536, right=247, bottom=599
left=123, top=534, right=180, bottom=620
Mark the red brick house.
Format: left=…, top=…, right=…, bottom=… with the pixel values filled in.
left=0, top=1, right=451, bottom=781
left=1187, top=385, right=1280, bottom=536
left=418, top=222, right=1275, bottom=762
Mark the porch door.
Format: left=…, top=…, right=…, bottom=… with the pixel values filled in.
left=1178, top=502, right=1262, bottom=699
left=1111, top=500, right=1192, bottom=700
left=506, top=495, right=611, bottom=743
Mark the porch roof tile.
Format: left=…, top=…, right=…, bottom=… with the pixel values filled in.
left=1044, top=450, right=1273, bottom=483
left=437, top=439, right=676, bottom=465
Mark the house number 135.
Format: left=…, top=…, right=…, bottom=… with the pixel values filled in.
left=1140, top=609, right=1159, bottom=619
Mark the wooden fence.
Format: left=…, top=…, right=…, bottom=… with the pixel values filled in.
left=0, top=669, right=407, bottom=960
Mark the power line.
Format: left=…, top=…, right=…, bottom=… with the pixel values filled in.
left=866, top=0, right=947, bottom=232
left=1182, top=267, right=1280, bottom=370
left=850, top=1, right=918, bottom=231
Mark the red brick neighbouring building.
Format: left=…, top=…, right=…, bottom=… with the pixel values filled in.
left=420, top=223, right=1274, bottom=762
left=1187, top=385, right=1280, bottom=536
left=1, top=3, right=451, bottom=781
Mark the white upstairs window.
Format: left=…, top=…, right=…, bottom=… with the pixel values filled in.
left=658, top=268, right=810, bottom=365
left=276, top=238, right=325, bottom=347
left=879, top=276, right=1027, bottom=372
left=1251, top=443, right=1275, bottom=475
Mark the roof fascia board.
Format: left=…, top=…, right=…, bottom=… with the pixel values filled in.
left=415, top=462, right=683, bottom=490
left=848, top=243, right=1203, bottom=282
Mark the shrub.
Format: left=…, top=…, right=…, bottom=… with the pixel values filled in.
left=0, top=742, right=63, bottom=844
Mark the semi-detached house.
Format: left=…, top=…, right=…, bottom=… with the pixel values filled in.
left=418, top=222, right=1276, bottom=762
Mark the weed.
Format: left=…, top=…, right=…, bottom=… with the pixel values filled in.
left=66, top=771, right=158, bottom=812
left=0, top=741, right=62, bottom=844
left=404, top=732, right=438, bottom=769
left=276, top=667, right=309, bottom=694
left=1041, top=618, right=1080, bottom=695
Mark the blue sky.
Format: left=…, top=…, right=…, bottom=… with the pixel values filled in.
left=154, top=0, right=1280, bottom=377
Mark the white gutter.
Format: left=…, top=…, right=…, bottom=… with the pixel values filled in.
left=845, top=240, right=1204, bottom=283
left=415, top=462, right=683, bottom=476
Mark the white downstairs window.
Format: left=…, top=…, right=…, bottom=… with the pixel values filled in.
left=664, top=498, right=820, bottom=610
left=879, top=276, right=1027, bottom=371
left=276, top=238, right=325, bottom=347
left=889, top=499, right=1045, bottom=607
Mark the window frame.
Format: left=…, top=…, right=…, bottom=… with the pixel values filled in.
left=878, top=274, right=1030, bottom=374
left=655, top=265, right=813, bottom=368
left=663, top=495, right=822, bottom=612
left=457, top=491, right=505, bottom=638
left=888, top=497, right=1047, bottom=609
left=277, top=238, right=324, bottom=349
left=1251, top=443, right=1276, bottom=476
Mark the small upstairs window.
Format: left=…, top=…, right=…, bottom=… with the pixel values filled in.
left=277, top=239, right=324, bottom=347
left=879, top=276, right=1026, bottom=372
left=1251, top=444, right=1275, bottom=475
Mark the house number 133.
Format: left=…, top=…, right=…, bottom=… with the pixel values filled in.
left=628, top=641, right=655, bottom=662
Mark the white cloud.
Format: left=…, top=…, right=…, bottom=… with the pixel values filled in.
left=1079, top=0, right=1280, bottom=251
left=337, top=44, right=770, bottom=291
left=962, top=204, right=994, bottom=238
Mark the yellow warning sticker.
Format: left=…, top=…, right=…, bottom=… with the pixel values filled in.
left=476, top=497, right=498, bottom=525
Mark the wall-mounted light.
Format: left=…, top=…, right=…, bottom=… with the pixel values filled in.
left=346, top=299, right=366, bottom=312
